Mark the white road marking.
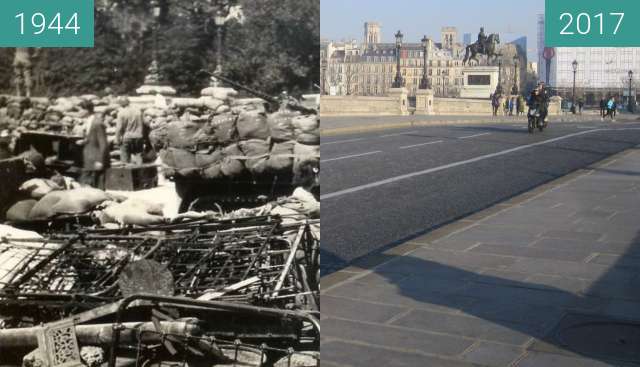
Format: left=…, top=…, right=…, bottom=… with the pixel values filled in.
left=321, top=128, right=640, bottom=200
left=379, top=130, right=419, bottom=138
left=321, top=138, right=366, bottom=146
left=399, top=140, right=444, bottom=150
left=459, top=132, right=491, bottom=139
left=321, top=151, right=382, bottom=163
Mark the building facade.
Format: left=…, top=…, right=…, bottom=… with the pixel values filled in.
left=536, top=14, right=637, bottom=105
left=322, top=23, right=526, bottom=98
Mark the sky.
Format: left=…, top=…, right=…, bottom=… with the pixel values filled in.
left=320, top=0, right=545, bottom=60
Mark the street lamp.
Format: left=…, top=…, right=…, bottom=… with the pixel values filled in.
left=321, top=58, right=328, bottom=95
left=628, top=70, right=634, bottom=112
left=214, top=9, right=226, bottom=75
left=143, top=0, right=162, bottom=85
left=511, top=54, right=519, bottom=95
left=392, top=30, right=404, bottom=88
left=419, top=35, right=430, bottom=89
left=571, top=59, right=578, bottom=114
left=495, top=58, right=503, bottom=96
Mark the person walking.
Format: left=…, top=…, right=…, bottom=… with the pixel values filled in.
left=115, top=96, right=147, bottom=165
left=578, top=99, right=584, bottom=115
left=503, top=98, right=509, bottom=116
left=78, top=100, right=109, bottom=189
left=491, top=94, right=500, bottom=116
left=599, top=98, right=607, bottom=119
left=509, top=97, right=515, bottom=116
left=517, top=95, right=525, bottom=116
left=605, top=97, right=616, bottom=121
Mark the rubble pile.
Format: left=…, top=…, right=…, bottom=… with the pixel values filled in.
left=0, top=185, right=320, bottom=366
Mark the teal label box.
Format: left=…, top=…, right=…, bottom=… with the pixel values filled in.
left=0, top=0, right=94, bottom=47
left=546, top=0, right=640, bottom=47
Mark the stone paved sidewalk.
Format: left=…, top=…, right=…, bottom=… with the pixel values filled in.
left=321, top=147, right=640, bottom=366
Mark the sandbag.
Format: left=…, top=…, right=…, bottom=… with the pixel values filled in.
left=292, top=115, right=319, bottom=133
left=6, top=199, right=38, bottom=222
left=200, top=87, right=238, bottom=100
left=267, top=141, right=295, bottom=172
left=19, top=178, right=62, bottom=199
left=239, top=139, right=270, bottom=176
left=30, top=188, right=110, bottom=219
left=165, top=120, right=203, bottom=149
left=293, top=142, right=319, bottom=177
left=195, top=150, right=223, bottom=168
left=237, top=111, right=269, bottom=140
left=198, top=97, right=224, bottom=111
left=210, top=113, right=237, bottom=146
left=295, top=130, right=320, bottom=145
left=267, top=111, right=299, bottom=142
left=221, top=144, right=245, bottom=178
left=202, top=163, right=223, bottom=179
left=163, top=148, right=196, bottom=170
left=101, top=198, right=165, bottom=226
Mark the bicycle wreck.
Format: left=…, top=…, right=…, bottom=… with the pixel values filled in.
left=0, top=215, right=320, bottom=367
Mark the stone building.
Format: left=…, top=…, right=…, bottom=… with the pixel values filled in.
left=321, top=23, right=526, bottom=98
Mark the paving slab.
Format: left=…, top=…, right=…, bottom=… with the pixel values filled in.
left=322, top=147, right=640, bottom=366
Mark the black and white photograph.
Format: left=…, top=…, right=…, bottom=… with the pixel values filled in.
left=0, top=1, right=320, bottom=366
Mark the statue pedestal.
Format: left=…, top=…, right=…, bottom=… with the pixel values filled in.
left=388, top=87, right=409, bottom=115
left=460, top=66, right=499, bottom=99
left=415, top=88, right=434, bottom=115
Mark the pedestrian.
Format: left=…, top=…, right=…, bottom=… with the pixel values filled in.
left=78, top=100, right=109, bottom=189
left=115, top=96, right=147, bottom=165
left=578, top=99, right=584, bottom=115
left=503, top=98, right=509, bottom=116
left=606, top=97, right=615, bottom=121
left=491, top=95, right=499, bottom=116
left=0, top=130, right=12, bottom=160
left=613, top=98, right=618, bottom=118
left=509, top=98, right=515, bottom=116
left=599, top=98, right=607, bottom=119
left=517, top=95, right=525, bottom=116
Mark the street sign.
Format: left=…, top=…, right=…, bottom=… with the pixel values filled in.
left=543, top=47, right=556, bottom=61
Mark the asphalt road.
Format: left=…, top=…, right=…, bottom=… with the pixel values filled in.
left=321, top=120, right=640, bottom=274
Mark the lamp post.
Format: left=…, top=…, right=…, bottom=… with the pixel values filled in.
left=419, top=35, right=430, bottom=89
left=143, top=0, right=162, bottom=85
left=571, top=60, right=578, bottom=114
left=628, top=70, right=634, bottom=113
left=392, top=30, right=404, bottom=88
left=495, top=58, right=503, bottom=96
left=511, top=54, right=519, bottom=95
left=321, top=58, right=327, bottom=95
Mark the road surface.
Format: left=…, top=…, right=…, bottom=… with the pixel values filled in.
left=321, top=119, right=640, bottom=274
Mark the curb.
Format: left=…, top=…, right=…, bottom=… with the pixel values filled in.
left=321, top=115, right=636, bottom=136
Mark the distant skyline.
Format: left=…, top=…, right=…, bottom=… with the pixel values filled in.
left=320, top=0, right=544, bottom=60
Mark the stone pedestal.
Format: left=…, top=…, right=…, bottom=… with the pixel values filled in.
left=388, top=87, right=409, bottom=115
left=460, top=66, right=499, bottom=99
left=415, top=88, right=434, bottom=115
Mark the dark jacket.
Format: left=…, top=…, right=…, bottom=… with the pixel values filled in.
left=82, top=114, right=110, bottom=171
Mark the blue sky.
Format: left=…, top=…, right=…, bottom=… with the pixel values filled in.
left=321, top=0, right=545, bottom=59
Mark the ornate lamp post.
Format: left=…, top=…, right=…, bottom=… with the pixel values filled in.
left=214, top=9, right=226, bottom=75
left=419, top=35, right=431, bottom=89
left=628, top=70, right=634, bottom=112
left=571, top=60, right=578, bottom=114
left=511, top=54, right=519, bottom=95
left=321, top=58, right=328, bottom=95
left=495, top=58, right=503, bottom=96
left=392, top=30, right=404, bottom=88
left=143, top=0, right=162, bottom=85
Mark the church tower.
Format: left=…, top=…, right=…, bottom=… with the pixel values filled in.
left=364, top=22, right=381, bottom=47
left=441, top=26, right=458, bottom=50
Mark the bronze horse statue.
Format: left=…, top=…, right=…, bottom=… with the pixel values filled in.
left=463, top=33, right=501, bottom=65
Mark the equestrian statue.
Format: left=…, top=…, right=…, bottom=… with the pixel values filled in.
left=463, top=27, right=502, bottom=66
